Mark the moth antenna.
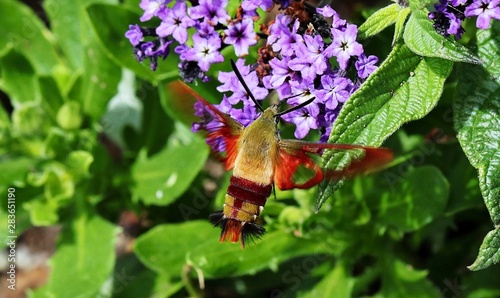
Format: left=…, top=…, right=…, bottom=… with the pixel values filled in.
left=230, top=59, right=265, bottom=112
left=275, top=97, right=316, bottom=118
left=276, top=92, right=304, bottom=109
left=272, top=183, right=277, bottom=200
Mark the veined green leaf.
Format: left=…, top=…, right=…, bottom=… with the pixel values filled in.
left=317, top=43, right=453, bottom=209
left=404, top=10, right=482, bottom=64
left=358, top=4, right=410, bottom=41
left=454, top=22, right=500, bottom=270
left=468, top=228, right=500, bottom=271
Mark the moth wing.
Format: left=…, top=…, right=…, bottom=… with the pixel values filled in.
left=170, top=81, right=243, bottom=170
left=274, top=139, right=393, bottom=190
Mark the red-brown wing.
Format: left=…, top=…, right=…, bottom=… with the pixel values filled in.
left=169, top=81, right=243, bottom=170
left=274, top=139, right=393, bottom=190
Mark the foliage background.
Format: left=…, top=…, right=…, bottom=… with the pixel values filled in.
left=0, top=0, right=499, bottom=297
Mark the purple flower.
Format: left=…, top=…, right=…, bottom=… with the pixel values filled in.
left=156, top=2, right=195, bottom=44
left=355, top=54, right=378, bottom=79
left=195, top=20, right=216, bottom=37
left=189, top=0, right=230, bottom=25
left=230, top=104, right=260, bottom=126
left=465, top=0, right=500, bottom=29
left=267, top=14, right=292, bottom=46
left=325, top=24, right=363, bottom=70
left=184, top=33, right=224, bottom=72
left=315, top=75, right=350, bottom=110
left=266, top=57, right=294, bottom=89
left=139, top=0, right=169, bottom=22
left=268, top=17, right=302, bottom=56
left=317, top=5, right=336, bottom=18
left=317, top=5, right=346, bottom=29
left=428, top=0, right=471, bottom=38
left=281, top=104, right=320, bottom=139
left=218, top=60, right=268, bottom=105
left=288, top=79, right=316, bottom=106
left=136, top=38, right=173, bottom=70
left=217, top=59, right=249, bottom=94
left=242, top=0, right=274, bottom=11
left=223, top=18, right=258, bottom=56
left=125, top=25, right=143, bottom=46
left=288, top=34, right=328, bottom=81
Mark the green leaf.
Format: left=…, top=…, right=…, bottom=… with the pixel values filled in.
left=0, top=50, right=40, bottom=104
left=380, top=258, right=440, bottom=297
left=43, top=0, right=116, bottom=70
left=454, top=22, right=500, bottom=270
left=0, top=157, right=33, bottom=187
left=66, top=150, right=94, bottom=180
left=86, top=4, right=178, bottom=82
left=12, top=103, right=52, bottom=136
left=42, top=128, right=70, bottom=159
left=56, top=101, right=82, bottom=130
left=317, top=43, right=453, bottom=209
left=132, top=123, right=209, bottom=206
left=0, top=0, right=62, bottom=75
left=403, top=10, right=482, bottom=64
left=39, top=76, right=66, bottom=120
left=454, top=22, right=500, bottom=226
left=393, top=6, right=411, bottom=46
left=378, top=166, right=449, bottom=232
left=23, top=196, right=59, bottom=226
left=32, top=214, right=117, bottom=298
left=468, top=228, right=500, bottom=271
left=135, top=221, right=330, bottom=278
left=79, top=38, right=121, bottom=120
left=358, top=4, right=410, bottom=41
left=44, top=162, right=75, bottom=202
left=303, top=262, right=354, bottom=298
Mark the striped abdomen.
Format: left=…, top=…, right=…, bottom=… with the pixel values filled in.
left=210, top=175, right=272, bottom=247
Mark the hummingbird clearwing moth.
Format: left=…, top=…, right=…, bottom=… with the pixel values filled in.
left=171, top=61, right=393, bottom=248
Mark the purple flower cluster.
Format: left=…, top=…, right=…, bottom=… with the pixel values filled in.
left=429, top=0, right=500, bottom=38
left=193, top=4, right=379, bottom=142
left=125, top=0, right=265, bottom=79
left=127, top=1, right=380, bottom=144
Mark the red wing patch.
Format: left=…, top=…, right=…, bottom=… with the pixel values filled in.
left=274, top=139, right=393, bottom=190
left=170, top=80, right=243, bottom=170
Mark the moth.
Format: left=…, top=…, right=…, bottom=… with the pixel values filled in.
left=177, top=61, right=393, bottom=248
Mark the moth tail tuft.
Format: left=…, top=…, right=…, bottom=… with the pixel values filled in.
left=241, top=222, right=266, bottom=247
left=209, top=212, right=266, bottom=248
